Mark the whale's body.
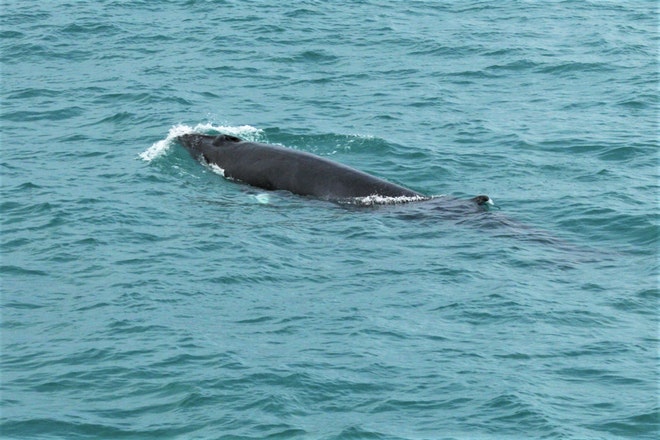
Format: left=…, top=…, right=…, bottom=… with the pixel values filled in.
left=178, top=133, right=426, bottom=201
left=177, top=133, right=490, bottom=206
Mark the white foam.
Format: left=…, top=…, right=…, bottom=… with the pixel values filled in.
left=254, top=193, right=271, bottom=204
left=207, top=163, right=226, bottom=177
left=341, top=194, right=429, bottom=206
left=139, top=123, right=263, bottom=162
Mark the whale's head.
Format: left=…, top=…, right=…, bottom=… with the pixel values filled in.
left=176, top=133, right=206, bottom=152
left=177, top=133, right=243, bottom=151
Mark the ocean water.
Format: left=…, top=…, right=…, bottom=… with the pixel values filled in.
left=1, top=1, right=658, bottom=439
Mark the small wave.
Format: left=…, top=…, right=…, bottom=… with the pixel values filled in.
left=139, top=123, right=262, bottom=162
left=1, top=265, right=49, bottom=277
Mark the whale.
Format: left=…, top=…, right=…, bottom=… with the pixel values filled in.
left=177, top=133, right=491, bottom=206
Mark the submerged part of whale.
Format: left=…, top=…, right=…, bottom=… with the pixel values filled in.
left=177, top=133, right=491, bottom=206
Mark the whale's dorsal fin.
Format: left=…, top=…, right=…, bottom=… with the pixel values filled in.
left=213, top=134, right=243, bottom=145
left=470, top=195, right=493, bottom=206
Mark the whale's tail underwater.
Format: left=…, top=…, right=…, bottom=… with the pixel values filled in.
left=177, top=133, right=492, bottom=207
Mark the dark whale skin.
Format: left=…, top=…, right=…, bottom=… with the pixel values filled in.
left=177, top=133, right=425, bottom=201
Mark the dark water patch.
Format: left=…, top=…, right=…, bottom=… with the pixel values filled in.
left=5, top=41, right=94, bottom=62
left=93, top=91, right=151, bottom=104
left=75, top=301, right=111, bottom=312
left=234, top=394, right=303, bottom=414
left=3, top=107, right=85, bottom=122
left=290, top=76, right=334, bottom=86
left=0, top=30, right=24, bottom=39
left=0, top=161, right=21, bottom=172
left=5, top=88, right=61, bottom=100
left=91, top=91, right=191, bottom=107
left=106, top=320, right=173, bottom=336
left=1, top=200, right=53, bottom=219
left=487, top=59, right=539, bottom=73
left=252, top=23, right=287, bottom=35
left=271, top=49, right=339, bottom=65
left=574, top=168, right=616, bottom=182
left=73, top=237, right=103, bottom=246
left=196, top=90, right=221, bottom=99
left=0, top=10, right=52, bottom=25
left=1, top=237, right=31, bottom=248
left=3, top=301, right=46, bottom=310
left=585, top=410, right=660, bottom=438
left=373, top=397, right=456, bottom=412
left=78, top=150, right=111, bottom=159
left=447, top=69, right=499, bottom=81
left=92, top=111, right=138, bottom=125
left=407, top=97, right=450, bottom=108
left=538, top=61, right=615, bottom=75
left=609, top=288, right=660, bottom=316
left=236, top=316, right=275, bottom=325
left=284, top=7, right=325, bottom=18
left=556, top=366, right=644, bottom=385
left=409, top=44, right=463, bottom=57
left=14, top=181, right=42, bottom=190
left=476, top=394, right=559, bottom=436
left=598, top=145, right=643, bottom=161
left=0, top=264, right=48, bottom=277
left=375, top=68, right=421, bottom=80
left=561, top=100, right=607, bottom=111
left=534, top=309, right=619, bottom=329
left=60, top=22, right=121, bottom=36
left=555, top=202, right=656, bottom=242
left=637, top=288, right=659, bottom=301
left=482, top=47, right=527, bottom=57
left=617, top=97, right=654, bottom=110
left=0, top=418, right=194, bottom=440
left=329, top=426, right=394, bottom=440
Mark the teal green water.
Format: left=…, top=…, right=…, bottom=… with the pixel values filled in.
left=1, top=1, right=658, bottom=439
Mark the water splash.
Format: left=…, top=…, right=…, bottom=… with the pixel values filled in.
left=139, top=123, right=262, bottom=162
